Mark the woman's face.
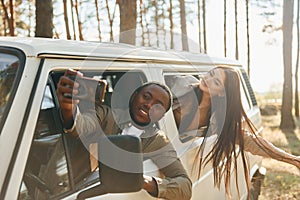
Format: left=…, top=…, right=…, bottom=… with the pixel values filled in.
left=130, top=84, right=170, bottom=126
left=199, top=68, right=226, bottom=97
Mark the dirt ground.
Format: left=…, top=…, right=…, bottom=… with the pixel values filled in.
left=258, top=114, right=300, bottom=200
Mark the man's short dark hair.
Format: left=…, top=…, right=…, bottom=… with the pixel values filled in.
left=133, top=82, right=173, bottom=112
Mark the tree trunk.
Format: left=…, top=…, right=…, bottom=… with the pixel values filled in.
left=95, top=0, right=102, bottom=42
left=27, top=0, right=33, bottom=37
left=224, top=0, right=227, bottom=57
left=202, top=0, right=207, bottom=53
left=105, top=0, right=112, bottom=42
left=9, top=0, right=14, bottom=36
left=145, top=5, right=150, bottom=46
left=295, top=0, right=300, bottom=118
left=198, top=0, right=201, bottom=53
left=35, top=0, right=53, bottom=38
left=63, top=0, right=71, bottom=40
left=106, top=0, right=116, bottom=42
left=179, top=0, right=188, bottom=51
left=246, top=0, right=250, bottom=77
left=154, top=0, right=159, bottom=47
left=1, top=0, right=12, bottom=36
left=161, top=1, right=167, bottom=50
left=169, top=0, right=174, bottom=49
left=74, top=0, right=84, bottom=40
left=70, top=0, right=77, bottom=39
left=3, top=15, right=6, bottom=36
left=280, top=0, right=295, bottom=130
left=235, top=0, right=239, bottom=60
left=139, top=0, right=145, bottom=46
left=118, top=0, right=137, bottom=45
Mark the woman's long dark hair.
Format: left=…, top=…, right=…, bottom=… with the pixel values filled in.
left=194, top=66, right=257, bottom=199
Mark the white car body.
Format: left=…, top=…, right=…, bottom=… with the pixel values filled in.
left=0, top=37, right=265, bottom=200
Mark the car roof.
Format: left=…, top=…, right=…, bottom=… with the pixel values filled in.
left=0, top=37, right=241, bottom=66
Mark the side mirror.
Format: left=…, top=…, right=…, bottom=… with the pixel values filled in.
left=77, top=135, right=143, bottom=199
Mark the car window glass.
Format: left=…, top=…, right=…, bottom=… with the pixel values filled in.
left=48, top=70, right=147, bottom=194
left=164, top=74, right=205, bottom=142
left=18, top=85, right=70, bottom=200
left=241, top=80, right=251, bottom=112
left=0, top=53, right=19, bottom=122
left=41, top=86, right=55, bottom=109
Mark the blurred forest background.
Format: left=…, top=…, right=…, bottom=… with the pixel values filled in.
left=1, top=0, right=299, bottom=129
left=1, top=0, right=299, bottom=199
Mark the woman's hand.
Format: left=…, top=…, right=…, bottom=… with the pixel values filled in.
left=294, top=156, right=300, bottom=169
left=143, top=175, right=158, bottom=197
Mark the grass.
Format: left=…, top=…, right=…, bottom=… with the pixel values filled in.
left=258, top=114, right=300, bottom=200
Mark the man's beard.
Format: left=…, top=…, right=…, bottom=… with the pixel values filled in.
left=129, top=101, right=150, bottom=127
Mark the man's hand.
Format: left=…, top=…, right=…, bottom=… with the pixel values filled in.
left=143, top=175, right=158, bottom=197
left=56, top=68, right=83, bottom=127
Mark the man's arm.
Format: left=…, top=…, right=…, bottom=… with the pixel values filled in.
left=143, top=131, right=192, bottom=200
left=155, top=158, right=192, bottom=200
left=56, top=69, right=110, bottom=137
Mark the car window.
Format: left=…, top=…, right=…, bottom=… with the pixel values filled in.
left=19, top=70, right=147, bottom=199
left=164, top=73, right=205, bottom=142
left=18, top=85, right=71, bottom=200
left=0, top=52, right=20, bottom=124
left=240, top=80, right=251, bottom=112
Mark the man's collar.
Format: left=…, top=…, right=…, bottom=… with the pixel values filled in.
left=112, top=108, right=157, bottom=131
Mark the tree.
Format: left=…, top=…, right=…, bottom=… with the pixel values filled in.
left=280, top=0, right=295, bottom=130
left=118, top=0, right=136, bottom=45
left=246, top=0, right=250, bottom=76
left=138, top=0, right=145, bottom=46
left=197, top=0, right=201, bottom=53
left=153, top=0, right=159, bottom=47
left=70, top=0, right=77, bottom=39
left=179, top=0, right=188, bottom=51
left=63, top=0, right=71, bottom=39
left=95, top=0, right=102, bottom=42
left=9, top=0, right=14, bottom=36
left=160, top=1, right=168, bottom=50
left=1, top=0, right=14, bottom=36
left=224, top=0, right=227, bottom=57
left=138, top=0, right=151, bottom=47
left=234, top=0, right=239, bottom=60
left=202, top=0, right=207, bottom=53
left=144, top=2, right=151, bottom=46
left=169, top=0, right=174, bottom=49
left=74, top=0, right=84, bottom=40
left=295, top=0, right=300, bottom=118
left=35, top=0, right=53, bottom=38
left=27, top=0, right=34, bottom=37
left=106, top=0, right=117, bottom=42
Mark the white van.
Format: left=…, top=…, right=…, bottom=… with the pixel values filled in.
left=0, top=37, right=265, bottom=200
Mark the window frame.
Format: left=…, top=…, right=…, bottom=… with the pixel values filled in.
left=51, top=69, right=148, bottom=195
left=0, top=47, right=25, bottom=134
left=163, top=71, right=204, bottom=143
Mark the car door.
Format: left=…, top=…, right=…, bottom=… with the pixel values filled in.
left=18, top=66, right=162, bottom=200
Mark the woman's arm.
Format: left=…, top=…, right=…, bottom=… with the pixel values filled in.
left=243, top=131, right=300, bottom=169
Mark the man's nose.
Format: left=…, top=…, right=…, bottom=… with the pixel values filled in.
left=144, top=101, right=153, bottom=109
